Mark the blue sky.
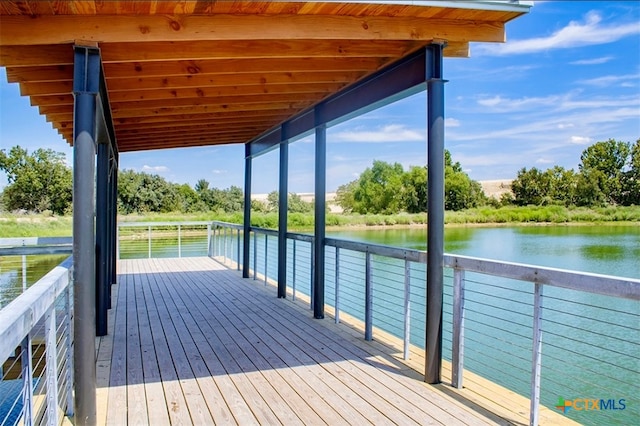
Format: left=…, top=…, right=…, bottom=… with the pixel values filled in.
left=1, top=1, right=639, bottom=194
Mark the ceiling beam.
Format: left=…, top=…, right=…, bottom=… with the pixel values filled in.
left=0, top=14, right=505, bottom=45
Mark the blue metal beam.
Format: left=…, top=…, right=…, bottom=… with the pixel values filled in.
left=247, top=47, right=431, bottom=158
left=425, top=43, right=446, bottom=384
left=242, top=144, right=252, bottom=278
left=277, top=125, right=289, bottom=298
left=73, top=44, right=100, bottom=426
left=313, top=122, right=327, bottom=319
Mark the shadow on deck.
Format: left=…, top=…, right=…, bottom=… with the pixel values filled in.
left=97, top=257, right=520, bottom=425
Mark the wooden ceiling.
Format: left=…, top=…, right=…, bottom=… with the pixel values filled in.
left=0, top=1, right=530, bottom=153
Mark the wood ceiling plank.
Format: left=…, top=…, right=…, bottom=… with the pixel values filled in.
left=113, top=110, right=293, bottom=125
left=30, top=94, right=73, bottom=107
left=117, top=137, right=249, bottom=152
left=5, top=65, right=72, bottom=83
left=117, top=127, right=269, bottom=142
left=0, top=14, right=505, bottom=45
left=107, top=101, right=312, bottom=119
left=117, top=121, right=278, bottom=135
left=109, top=92, right=326, bottom=112
left=0, top=44, right=75, bottom=67
left=19, top=81, right=74, bottom=96
left=98, top=39, right=420, bottom=62
left=102, top=57, right=384, bottom=79
left=107, top=83, right=346, bottom=102
left=118, top=131, right=257, bottom=145
left=106, top=71, right=365, bottom=92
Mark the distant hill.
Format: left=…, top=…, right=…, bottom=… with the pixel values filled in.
left=479, top=180, right=513, bottom=199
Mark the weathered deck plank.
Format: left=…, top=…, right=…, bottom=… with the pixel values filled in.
left=99, top=257, right=522, bottom=425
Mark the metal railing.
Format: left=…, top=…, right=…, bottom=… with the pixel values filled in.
left=209, top=220, right=640, bottom=426
left=0, top=255, right=74, bottom=426
left=117, top=221, right=211, bottom=259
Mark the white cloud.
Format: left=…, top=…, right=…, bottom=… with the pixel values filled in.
left=478, top=12, right=640, bottom=56
left=476, top=94, right=562, bottom=111
left=570, top=56, right=614, bottom=65
left=334, top=124, right=423, bottom=143
left=445, top=118, right=461, bottom=128
left=536, top=158, right=554, bottom=164
left=142, top=165, right=169, bottom=173
left=557, top=123, right=574, bottom=130
left=577, top=73, right=640, bottom=87
left=477, top=96, right=503, bottom=107
left=212, top=169, right=226, bottom=174
left=570, top=136, right=592, bottom=145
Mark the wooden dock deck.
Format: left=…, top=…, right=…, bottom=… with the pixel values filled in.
left=95, top=257, right=561, bottom=425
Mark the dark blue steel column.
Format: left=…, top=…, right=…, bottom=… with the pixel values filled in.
left=73, top=45, right=99, bottom=425
left=95, top=142, right=109, bottom=336
left=313, top=120, right=327, bottom=319
left=277, top=131, right=289, bottom=298
left=425, top=43, right=447, bottom=384
left=107, top=151, right=117, bottom=309
left=108, top=150, right=118, bottom=307
left=242, top=144, right=252, bottom=278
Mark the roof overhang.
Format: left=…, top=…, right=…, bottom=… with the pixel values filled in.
left=0, top=1, right=532, bottom=153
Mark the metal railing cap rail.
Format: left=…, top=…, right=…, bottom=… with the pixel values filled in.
left=118, top=221, right=211, bottom=227
left=325, top=236, right=426, bottom=263
left=0, top=256, right=73, bottom=362
left=249, top=226, right=279, bottom=237
left=0, top=236, right=72, bottom=247
left=0, top=246, right=73, bottom=256
left=444, top=254, right=640, bottom=301
left=211, top=221, right=243, bottom=230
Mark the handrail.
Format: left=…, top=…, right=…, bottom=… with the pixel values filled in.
left=0, top=255, right=74, bottom=426
left=443, top=254, right=640, bottom=300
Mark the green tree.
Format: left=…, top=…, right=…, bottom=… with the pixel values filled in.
left=402, top=166, right=427, bottom=213
left=353, top=161, right=405, bottom=214
left=335, top=180, right=357, bottom=213
left=265, top=191, right=313, bottom=213
left=0, top=146, right=72, bottom=214
left=579, top=139, right=630, bottom=204
left=511, top=167, right=550, bottom=206
left=117, top=169, right=180, bottom=213
left=444, top=152, right=484, bottom=211
left=620, top=138, right=640, bottom=205
left=544, top=166, right=577, bottom=206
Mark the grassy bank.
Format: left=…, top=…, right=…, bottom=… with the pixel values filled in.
left=1, top=205, right=639, bottom=237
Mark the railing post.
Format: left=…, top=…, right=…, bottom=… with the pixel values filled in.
left=148, top=225, right=152, bottom=258
left=365, top=251, right=373, bottom=341
left=253, top=232, right=257, bottom=280
left=403, top=259, right=411, bottom=360
left=224, top=227, right=228, bottom=265
left=21, top=335, right=34, bottom=426
left=65, top=282, right=74, bottom=417
left=237, top=229, right=241, bottom=271
left=530, top=283, right=544, bottom=426
left=310, top=242, right=315, bottom=310
left=116, top=225, right=120, bottom=260
left=208, top=224, right=213, bottom=258
left=452, top=268, right=466, bottom=388
left=264, top=235, right=268, bottom=285
left=292, top=239, right=297, bottom=301
left=22, top=254, right=27, bottom=291
left=178, top=225, right=182, bottom=258
left=335, top=247, right=340, bottom=324
left=44, top=306, right=59, bottom=426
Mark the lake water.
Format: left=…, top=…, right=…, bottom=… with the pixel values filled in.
left=327, top=224, right=639, bottom=425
